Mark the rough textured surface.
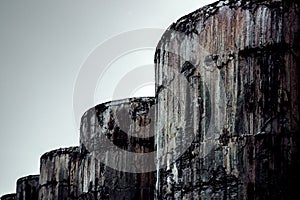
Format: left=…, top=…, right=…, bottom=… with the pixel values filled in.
left=79, top=97, right=155, bottom=200
left=1, top=1, right=299, bottom=199
left=39, top=147, right=80, bottom=200
left=155, top=0, right=299, bottom=199
left=16, top=175, right=39, bottom=200
left=0, top=194, right=16, bottom=200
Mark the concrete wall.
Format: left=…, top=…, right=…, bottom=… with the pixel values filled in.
left=155, top=0, right=299, bottom=199
left=16, top=175, right=39, bottom=200
left=0, top=194, right=16, bottom=200
left=39, top=147, right=80, bottom=200
left=79, top=97, right=155, bottom=200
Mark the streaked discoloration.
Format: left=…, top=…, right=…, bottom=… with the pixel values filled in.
left=155, top=0, right=299, bottom=199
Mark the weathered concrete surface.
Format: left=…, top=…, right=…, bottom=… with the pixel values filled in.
left=16, top=175, right=39, bottom=200
left=79, top=97, right=155, bottom=200
left=39, top=147, right=80, bottom=200
left=2, top=1, right=299, bottom=200
left=155, top=0, right=299, bottom=199
left=0, top=193, right=16, bottom=200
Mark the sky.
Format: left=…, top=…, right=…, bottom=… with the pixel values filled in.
left=0, top=0, right=215, bottom=196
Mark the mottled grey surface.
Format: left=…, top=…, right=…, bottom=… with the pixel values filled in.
left=155, top=0, right=299, bottom=199
left=38, top=98, right=156, bottom=200
left=16, top=175, right=39, bottom=200
left=39, top=147, right=80, bottom=200
left=79, top=97, right=155, bottom=200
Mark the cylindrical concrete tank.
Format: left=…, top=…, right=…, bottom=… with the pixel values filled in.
left=79, top=97, right=155, bottom=200
left=39, top=147, right=80, bottom=200
left=16, top=175, right=39, bottom=200
left=0, top=193, right=16, bottom=200
left=155, top=0, right=299, bottom=199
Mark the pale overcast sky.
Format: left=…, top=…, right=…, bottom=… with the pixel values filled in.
left=0, top=0, right=215, bottom=196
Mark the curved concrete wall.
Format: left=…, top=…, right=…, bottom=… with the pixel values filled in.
left=39, top=147, right=80, bottom=200
left=16, top=175, right=39, bottom=200
left=79, top=97, right=155, bottom=200
left=0, top=194, right=16, bottom=200
left=155, top=0, right=299, bottom=199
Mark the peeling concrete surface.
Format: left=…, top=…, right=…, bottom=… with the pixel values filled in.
left=16, top=175, right=39, bottom=200
left=155, top=0, right=299, bottom=199
left=39, top=147, right=80, bottom=200
left=79, top=97, right=155, bottom=200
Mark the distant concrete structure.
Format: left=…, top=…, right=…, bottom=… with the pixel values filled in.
left=39, top=147, right=80, bottom=200
left=79, top=97, right=155, bottom=200
left=16, top=175, right=39, bottom=200
left=0, top=194, right=16, bottom=200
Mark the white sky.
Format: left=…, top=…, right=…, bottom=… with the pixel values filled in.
left=0, top=0, right=215, bottom=196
